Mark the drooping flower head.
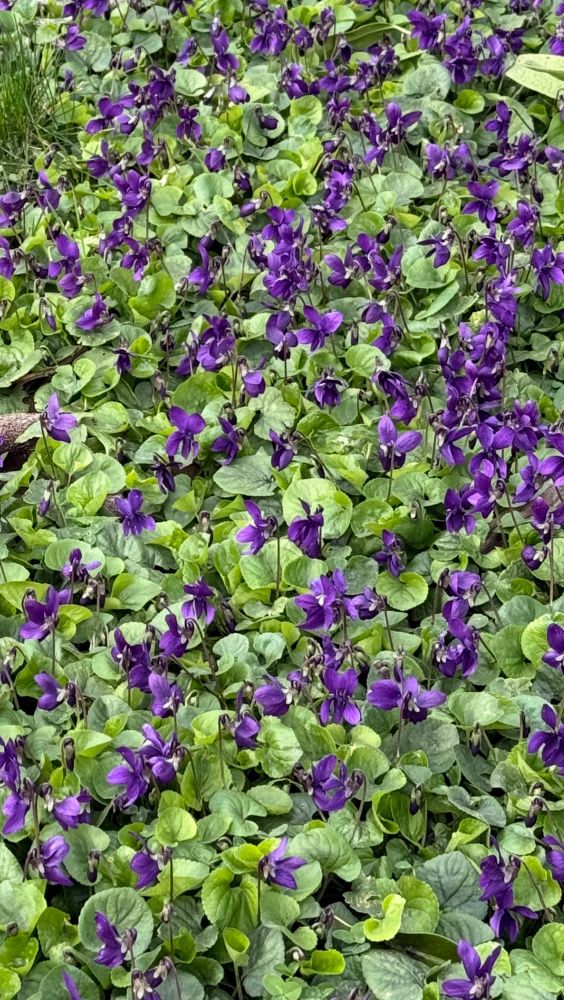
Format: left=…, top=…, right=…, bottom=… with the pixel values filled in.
left=258, top=837, right=306, bottom=889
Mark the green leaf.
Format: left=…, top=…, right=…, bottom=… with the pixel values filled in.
left=0, top=969, right=20, bottom=1000
left=131, top=271, right=176, bottom=319
left=398, top=876, right=440, bottom=934
left=376, top=571, right=428, bottom=611
left=66, top=471, right=111, bottom=515
left=214, top=451, right=277, bottom=497
left=364, top=894, right=406, bottom=942
left=290, top=827, right=361, bottom=881
left=156, top=807, right=198, bottom=847
left=0, top=933, right=38, bottom=975
left=65, top=825, right=110, bottom=885
left=532, top=925, right=564, bottom=977
left=256, top=716, right=301, bottom=779
left=362, top=950, right=427, bottom=1000
left=510, top=949, right=564, bottom=994
left=416, top=852, right=486, bottom=919
left=244, top=928, right=285, bottom=998
left=78, top=887, right=153, bottom=955
left=109, top=573, right=162, bottom=611
left=260, top=890, right=300, bottom=928
left=454, top=90, right=484, bottom=113
left=444, top=787, right=507, bottom=829
left=300, top=949, right=345, bottom=975
left=223, top=927, right=250, bottom=966
left=0, top=844, right=22, bottom=882
left=513, top=857, right=561, bottom=911
left=201, top=868, right=258, bottom=933
left=53, top=442, right=93, bottom=476
left=521, top=615, right=554, bottom=667
left=505, top=57, right=563, bottom=98
left=0, top=882, right=46, bottom=933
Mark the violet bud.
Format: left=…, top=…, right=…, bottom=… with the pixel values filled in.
left=409, top=786, right=421, bottom=815
left=470, top=723, right=482, bottom=756
left=524, top=796, right=544, bottom=827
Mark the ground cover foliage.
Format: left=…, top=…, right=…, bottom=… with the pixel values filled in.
left=1, top=0, right=564, bottom=997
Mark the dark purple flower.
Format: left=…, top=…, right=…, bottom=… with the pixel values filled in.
left=368, top=665, right=445, bottom=723
left=377, top=415, right=421, bottom=472
left=20, top=587, right=70, bottom=641
left=3, top=787, right=32, bottom=835
left=166, top=408, right=205, bottom=460
left=408, top=10, right=446, bottom=52
left=255, top=675, right=295, bottom=716
left=94, top=912, right=137, bottom=967
left=140, top=725, right=184, bottom=784
left=313, top=370, right=346, bottom=408
left=35, top=672, right=71, bottom=710
left=543, top=624, right=564, bottom=671
left=233, top=711, right=260, bottom=749
left=507, top=200, right=538, bottom=248
left=295, top=306, right=343, bottom=351
left=320, top=668, right=360, bottom=726
left=258, top=837, right=306, bottom=889
left=148, top=673, right=183, bottom=718
left=287, top=501, right=323, bottom=558
left=463, top=180, right=499, bottom=223
left=107, top=747, right=150, bottom=807
left=75, top=293, right=110, bottom=331
left=543, top=836, right=564, bottom=882
left=159, top=615, right=195, bottom=658
left=374, top=530, right=404, bottom=577
left=112, top=629, right=152, bottom=690
left=211, top=417, right=243, bottom=465
left=236, top=500, right=277, bottom=555
left=62, top=548, right=101, bottom=582
left=177, top=104, right=202, bottom=142
left=479, top=850, right=520, bottom=905
left=295, top=570, right=358, bottom=631
left=62, top=971, right=82, bottom=1000
left=204, top=148, right=226, bottom=172
left=531, top=244, right=564, bottom=300
left=310, top=754, right=353, bottom=813
left=51, top=790, right=91, bottom=829
left=445, top=487, right=475, bottom=534
left=528, top=703, right=564, bottom=771
left=269, top=429, right=299, bottom=470
left=443, top=940, right=501, bottom=1000
left=115, top=490, right=156, bottom=536
left=41, top=393, right=77, bottom=442
left=29, top=836, right=72, bottom=885
left=149, top=673, right=184, bottom=719
left=490, top=901, right=537, bottom=941
left=131, top=846, right=170, bottom=889
left=152, top=456, right=180, bottom=495
left=182, top=578, right=215, bottom=625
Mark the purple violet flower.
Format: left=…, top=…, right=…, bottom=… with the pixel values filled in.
left=94, top=912, right=137, bottom=967
left=320, top=667, right=360, bottom=725
left=41, top=393, right=77, bottom=442
left=368, top=665, right=445, bottom=723
left=28, top=835, right=73, bottom=885
left=258, top=837, right=306, bottom=889
left=62, top=971, right=82, bottom=1000
left=20, top=587, right=70, bottom=641
left=287, top=501, right=323, bottom=558
left=236, top=500, right=277, bottom=555
left=166, top=408, right=206, bottom=460
left=182, top=578, right=215, bottom=624
left=442, top=940, right=501, bottom=1000
left=115, top=490, right=156, bottom=536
